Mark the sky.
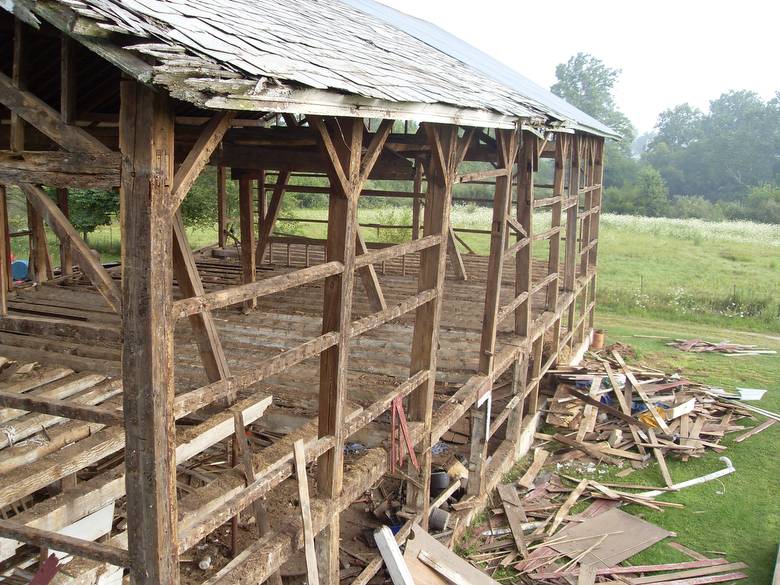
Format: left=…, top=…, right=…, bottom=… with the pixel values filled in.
left=379, top=0, right=780, bottom=134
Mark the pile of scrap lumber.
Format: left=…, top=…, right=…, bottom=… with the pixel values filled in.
left=666, top=339, right=776, bottom=356
left=447, top=347, right=780, bottom=583
left=542, top=350, right=776, bottom=485
left=458, top=473, right=748, bottom=584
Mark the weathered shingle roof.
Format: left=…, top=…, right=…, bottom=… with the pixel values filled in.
left=8, top=0, right=616, bottom=136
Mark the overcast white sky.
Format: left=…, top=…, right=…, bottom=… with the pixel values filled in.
left=380, top=0, right=780, bottom=134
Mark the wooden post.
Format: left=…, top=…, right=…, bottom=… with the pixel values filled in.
left=412, top=158, right=423, bottom=240
left=506, top=354, right=529, bottom=454
left=466, top=403, right=487, bottom=497
left=580, top=138, right=594, bottom=278
left=119, top=79, right=178, bottom=585
left=0, top=185, right=10, bottom=294
left=515, top=131, right=537, bottom=337
left=257, top=170, right=266, bottom=237
left=588, top=139, right=604, bottom=330
left=470, top=130, right=518, bottom=496
left=315, top=117, right=362, bottom=584
left=58, top=34, right=75, bottom=276
left=478, top=129, right=518, bottom=375
left=217, top=166, right=227, bottom=248
left=563, top=135, right=580, bottom=292
left=406, top=124, right=467, bottom=518
left=239, top=177, right=256, bottom=312
left=546, top=135, right=568, bottom=310
left=12, top=19, right=49, bottom=284
left=0, top=185, right=7, bottom=315
left=313, top=116, right=392, bottom=582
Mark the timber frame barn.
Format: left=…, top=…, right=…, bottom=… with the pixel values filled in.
left=0, top=1, right=617, bottom=584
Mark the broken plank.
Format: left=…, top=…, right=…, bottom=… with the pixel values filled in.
left=293, top=439, right=319, bottom=585
left=734, top=419, right=776, bottom=443
left=496, top=483, right=528, bottom=557
left=549, top=479, right=589, bottom=535
left=518, top=448, right=549, bottom=489
left=627, top=562, right=747, bottom=584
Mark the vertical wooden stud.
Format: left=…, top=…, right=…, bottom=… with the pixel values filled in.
left=0, top=185, right=8, bottom=315
left=239, top=177, right=256, bottom=312
left=217, top=165, right=227, bottom=248
left=515, top=131, right=537, bottom=337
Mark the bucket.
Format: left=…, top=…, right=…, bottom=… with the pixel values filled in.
left=592, top=329, right=606, bottom=350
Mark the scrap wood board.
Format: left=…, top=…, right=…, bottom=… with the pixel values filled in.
left=404, top=524, right=500, bottom=585
left=549, top=508, right=672, bottom=568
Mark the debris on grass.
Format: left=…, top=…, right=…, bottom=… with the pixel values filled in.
left=668, top=338, right=776, bottom=356
left=451, top=348, right=771, bottom=584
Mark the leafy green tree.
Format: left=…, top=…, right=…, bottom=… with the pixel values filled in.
left=65, top=188, right=119, bottom=242
left=551, top=52, right=640, bottom=189
left=551, top=53, right=636, bottom=150
left=644, top=91, right=780, bottom=202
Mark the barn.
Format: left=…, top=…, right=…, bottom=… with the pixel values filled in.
left=0, top=1, right=614, bottom=583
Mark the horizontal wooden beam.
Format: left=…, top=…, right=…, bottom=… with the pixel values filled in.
left=0, top=150, right=120, bottom=188
left=455, top=167, right=509, bottom=184
left=354, top=235, right=440, bottom=268
left=0, top=389, right=122, bottom=426
left=172, top=261, right=344, bottom=319
left=0, top=518, right=129, bottom=566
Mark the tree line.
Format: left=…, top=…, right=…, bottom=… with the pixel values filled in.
left=552, top=53, right=780, bottom=223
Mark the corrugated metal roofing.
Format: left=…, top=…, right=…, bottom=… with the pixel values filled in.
left=7, top=0, right=615, bottom=136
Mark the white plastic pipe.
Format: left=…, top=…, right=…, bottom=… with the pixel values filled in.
left=637, top=457, right=736, bottom=498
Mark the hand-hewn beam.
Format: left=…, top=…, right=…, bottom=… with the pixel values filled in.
left=0, top=150, right=120, bottom=188
left=313, top=116, right=392, bottom=583
left=0, top=70, right=109, bottom=154
left=515, top=131, right=538, bottom=337
left=0, top=186, right=8, bottom=315
left=405, top=124, right=466, bottom=521
left=478, top=129, right=519, bottom=375
left=172, top=112, right=235, bottom=210
left=119, top=78, right=179, bottom=585
left=18, top=183, right=121, bottom=312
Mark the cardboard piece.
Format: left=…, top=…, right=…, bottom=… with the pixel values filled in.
left=549, top=508, right=672, bottom=568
